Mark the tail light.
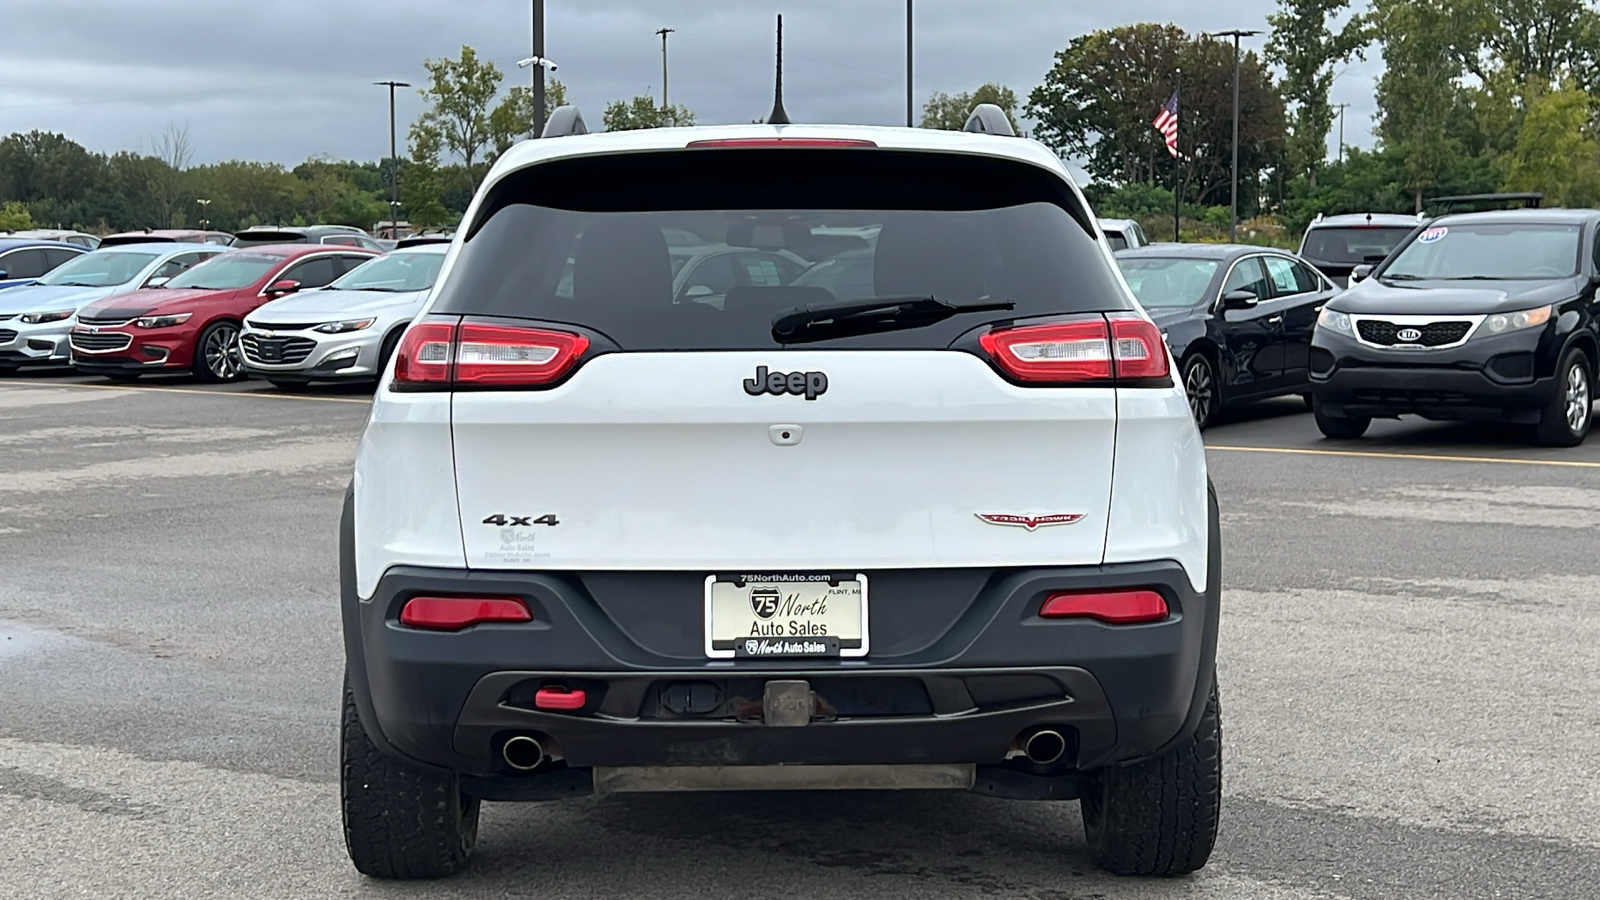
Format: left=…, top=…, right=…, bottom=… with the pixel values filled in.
left=399, top=595, right=533, bottom=631
left=1039, top=589, right=1169, bottom=624
left=978, top=314, right=1170, bottom=385
left=391, top=318, right=589, bottom=390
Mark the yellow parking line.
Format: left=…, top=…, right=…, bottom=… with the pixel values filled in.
left=0, top=380, right=372, bottom=405
left=1208, top=443, right=1600, bottom=469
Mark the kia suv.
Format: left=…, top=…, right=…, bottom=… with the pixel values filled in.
left=342, top=119, right=1221, bottom=880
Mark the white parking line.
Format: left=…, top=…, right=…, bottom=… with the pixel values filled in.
left=0, top=380, right=371, bottom=405
left=1209, top=443, right=1600, bottom=469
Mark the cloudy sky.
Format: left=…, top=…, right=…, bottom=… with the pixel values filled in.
left=0, top=0, right=1380, bottom=167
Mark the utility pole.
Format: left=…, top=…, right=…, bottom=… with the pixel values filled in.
left=1174, top=67, right=1182, bottom=242
left=531, top=0, right=546, bottom=136
left=656, top=27, right=676, bottom=114
left=373, top=80, right=410, bottom=231
left=1210, top=30, right=1261, bottom=243
left=906, top=0, right=914, bottom=127
left=1334, top=102, right=1350, bottom=164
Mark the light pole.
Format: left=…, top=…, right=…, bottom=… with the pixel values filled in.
left=1334, top=102, right=1350, bottom=164
left=196, top=198, right=211, bottom=230
left=656, top=27, right=675, bottom=115
left=374, top=80, right=410, bottom=232
left=531, top=0, right=546, bottom=136
left=906, top=0, right=914, bottom=127
left=1210, top=29, right=1261, bottom=243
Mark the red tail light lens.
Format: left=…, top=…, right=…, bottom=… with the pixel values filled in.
left=399, top=596, right=533, bottom=631
left=455, top=323, right=589, bottom=387
left=686, top=137, right=878, bottom=149
left=1108, top=314, right=1171, bottom=380
left=391, top=318, right=589, bottom=390
left=979, top=318, right=1113, bottom=383
left=1039, top=589, right=1169, bottom=624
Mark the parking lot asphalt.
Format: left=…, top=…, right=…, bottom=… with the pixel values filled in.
left=2, top=372, right=1597, bottom=899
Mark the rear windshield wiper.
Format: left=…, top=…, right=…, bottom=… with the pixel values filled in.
left=772, top=295, right=1015, bottom=344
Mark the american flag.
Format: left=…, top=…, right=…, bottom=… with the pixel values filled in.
left=1153, top=91, right=1179, bottom=158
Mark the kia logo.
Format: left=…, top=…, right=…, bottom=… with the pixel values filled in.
left=1396, top=327, right=1423, bottom=342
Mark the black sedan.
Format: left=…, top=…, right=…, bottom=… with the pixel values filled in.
left=1116, top=244, right=1340, bottom=427
left=1310, top=209, right=1598, bottom=446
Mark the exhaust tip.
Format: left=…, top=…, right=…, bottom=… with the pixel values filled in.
left=502, top=735, right=547, bottom=772
left=1022, top=729, right=1067, bottom=765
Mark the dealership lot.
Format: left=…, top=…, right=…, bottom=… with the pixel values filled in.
left=1, top=375, right=1597, bottom=899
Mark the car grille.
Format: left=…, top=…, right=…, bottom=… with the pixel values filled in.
left=0, top=314, right=15, bottom=322
left=240, top=333, right=316, bottom=365
left=70, top=331, right=132, bottom=352
left=1356, top=319, right=1473, bottom=347
left=0, top=329, right=17, bottom=344
left=244, top=320, right=317, bottom=332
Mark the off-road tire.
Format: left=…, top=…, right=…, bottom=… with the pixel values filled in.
left=1534, top=347, right=1591, bottom=447
left=1081, top=680, right=1221, bottom=877
left=341, top=683, right=480, bottom=879
left=1313, top=396, right=1370, bottom=439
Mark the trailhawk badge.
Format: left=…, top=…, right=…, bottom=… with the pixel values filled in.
left=976, top=513, right=1085, bottom=531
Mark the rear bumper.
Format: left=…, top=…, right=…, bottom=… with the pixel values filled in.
left=1310, top=328, right=1557, bottom=421
left=342, top=489, right=1221, bottom=779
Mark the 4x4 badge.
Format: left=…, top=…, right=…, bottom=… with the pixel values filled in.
left=976, top=513, right=1084, bottom=531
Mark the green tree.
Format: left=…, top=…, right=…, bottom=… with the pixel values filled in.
left=489, top=79, right=569, bottom=154
left=601, top=95, right=695, bottom=131
left=1370, top=0, right=1479, bottom=210
left=410, top=46, right=505, bottom=184
left=921, top=83, right=1020, bottom=131
left=1500, top=82, right=1600, bottom=206
left=1266, top=0, right=1370, bottom=186
left=0, top=200, right=33, bottom=231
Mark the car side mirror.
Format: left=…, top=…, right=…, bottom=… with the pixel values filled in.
left=684, top=285, right=714, bottom=299
left=265, top=279, right=301, bottom=296
left=1220, top=289, right=1259, bottom=311
left=1349, top=264, right=1373, bottom=283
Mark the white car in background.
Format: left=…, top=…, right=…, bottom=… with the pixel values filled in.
left=1097, top=218, right=1150, bottom=251
left=0, top=243, right=223, bottom=373
left=238, top=243, right=448, bottom=388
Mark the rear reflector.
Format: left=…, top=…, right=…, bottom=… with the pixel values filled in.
left=686, top=137, right=878, bottom=149
left=399, top=596, right=532, bottom=631
left=979, top=318, right=1113, bottom=382
left=1039, top=589, right=1169, bottom=624
left=391, top=318, right=589, bottom=390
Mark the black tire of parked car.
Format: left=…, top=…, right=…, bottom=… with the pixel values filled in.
left=1313, top=396, right=1371, bottom=439
left=1080, top=678, right=1222, bottom=877
left=1301, top=393, right=1315, bottom=412
left=192, top=320, right=245, bottom=383
left=341, top=681, right=480, bottom=879
left=1180, top=354, right=1218, bottom=430
left=1534, top=346, right=1593, bottom=447
left=0, top=364, right=18, bottom=375
left=376, top=328, right=405, bottom=382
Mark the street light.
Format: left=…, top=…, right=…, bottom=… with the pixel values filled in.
left=1209, top=29, right=1262, bottom=243
left=196, top=198, right=211, bottom=230
left=527, top=0, right=547, bottom=136
left=374, top=81, right=411, bottom=234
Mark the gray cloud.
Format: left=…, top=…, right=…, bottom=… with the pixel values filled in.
left=0, top=0, right=1381, bottom=165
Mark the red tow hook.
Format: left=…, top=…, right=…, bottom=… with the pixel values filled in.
left=533, top=686, right=587, bottom=711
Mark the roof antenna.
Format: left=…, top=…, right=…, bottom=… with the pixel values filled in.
left=767, top=13, right=791, bottom=125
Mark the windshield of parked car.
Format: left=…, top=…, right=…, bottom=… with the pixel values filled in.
left=164, top=253, right=280, bottom=290
left=1383, top=222, right=1582, bottom=279
left=1300, top=226, right=1413, bottom=265
left=1116, top=257, right=1221, bottom=308
left=432, top=150, right=1128, bottom=350
left=329, top=252, right=445, bottom=292
left=34, top=251, right=158, bottom=287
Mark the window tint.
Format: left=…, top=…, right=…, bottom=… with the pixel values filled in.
left=44, top=248, right=83, bottom=269
left=323, top=235, right=359, bottom=246
left=677, top=253, right=738, bottom=299
left=1263, top=256, right=1318, bottom=295
left=1106, top=233, right=1129, bottom=251
left=282, top=256, right=338, bottom=288
left=1222, top=257, right=1270, bottom=300
left=1301, top=226, right=1414, bottom=265
left=0, top=248, right=49, bottom=279
left=336, top=254, right=370, bottom=274
left=432, top=149, right=1124, bottom=350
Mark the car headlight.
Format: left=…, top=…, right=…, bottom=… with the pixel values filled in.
left=1316, top=308, right=1354, bottom=335
left=19, top=310, right=73, bottom=324
left=135, top=313, right=193, bottom=328
left=313, top=318, right=376, bottom=334
left=1479, top=305, right=1553, bottom=337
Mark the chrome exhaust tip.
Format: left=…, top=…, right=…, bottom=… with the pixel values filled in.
left=1022, top=729, right=1067, bottom=765
left=501, top=735, right=547, bottom=772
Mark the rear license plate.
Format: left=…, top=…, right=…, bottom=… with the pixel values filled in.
left=704, top=573, right=868, bottom=659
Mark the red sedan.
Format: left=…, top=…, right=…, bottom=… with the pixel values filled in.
left=71, top=244, right=377, bottom=381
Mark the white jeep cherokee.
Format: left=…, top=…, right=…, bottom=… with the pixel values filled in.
left=341, top=115, right=1220, bottom=880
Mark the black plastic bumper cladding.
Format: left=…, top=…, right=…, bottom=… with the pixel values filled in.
left=341, top=484, right=1221, bottom=778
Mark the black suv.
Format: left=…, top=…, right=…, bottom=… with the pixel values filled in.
left=1310, top=209, right=1598, bottom=445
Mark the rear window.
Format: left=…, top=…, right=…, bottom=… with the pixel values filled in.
left=233, top=231, right=309, bottom=247
left=432, top=149, right=1129, bottom=350
left=1300, top=226, right=1414, bottom=265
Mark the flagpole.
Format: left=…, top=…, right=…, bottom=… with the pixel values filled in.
left=1173, top=67, right=1182, bottom=242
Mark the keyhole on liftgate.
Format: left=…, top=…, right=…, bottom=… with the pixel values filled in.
left=769, top=425, right=803, bottom=446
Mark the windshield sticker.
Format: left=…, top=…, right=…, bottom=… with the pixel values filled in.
left=1418, top=227, right=1448, bottom=244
